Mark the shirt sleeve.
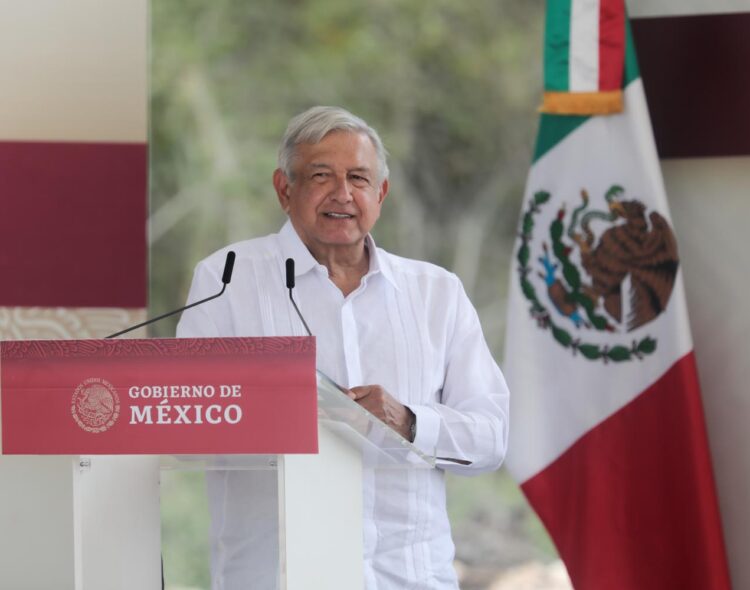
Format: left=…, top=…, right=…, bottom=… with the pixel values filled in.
left=408, top=279, right=510, bottom=476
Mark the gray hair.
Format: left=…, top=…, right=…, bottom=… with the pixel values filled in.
left=277, top=106, right=389, bottom=182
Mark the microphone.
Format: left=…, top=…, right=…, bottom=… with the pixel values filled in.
left=221, top=251, right=236, bottom=284
left=105, top=251, right=236, bottom=339
left=285, top=258, right=312, bottom=336
left=285, top=258, right=296, bottom=290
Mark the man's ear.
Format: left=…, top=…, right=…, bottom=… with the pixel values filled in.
left=378, top=178, right=389, bottom=205
left=273, top=168, right=291, bottom=213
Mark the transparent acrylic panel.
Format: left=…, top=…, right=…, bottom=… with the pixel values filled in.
left=160, top=453, right=279, bottom=471
left=315, top=371, right=435, bottom=469
left=161, top=371, right=435, bottom=471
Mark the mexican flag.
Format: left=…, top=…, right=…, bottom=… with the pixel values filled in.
left=503, top=2, right=732, bottom=588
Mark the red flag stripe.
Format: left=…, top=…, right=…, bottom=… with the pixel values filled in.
left=521, top=352, right=730, bottom=590
left=598, top=0, right=626, bottom=91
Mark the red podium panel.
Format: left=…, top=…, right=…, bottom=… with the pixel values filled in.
left=0, top=337, right=317, bottom=455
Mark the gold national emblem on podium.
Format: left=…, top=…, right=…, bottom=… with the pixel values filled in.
left=71, top=377, right=121, bottom=433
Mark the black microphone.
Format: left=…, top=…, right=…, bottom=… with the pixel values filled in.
left=285, top=257, right=312, bottom=336
left=105, top=251, right=236, bottom=339
left=285, top=258, right=296, bottom=290
left=222, top=251, right=236, bottom=284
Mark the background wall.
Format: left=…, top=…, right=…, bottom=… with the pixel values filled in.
left=0, top=0, right=148, bottom=339
left=0, top=2, right=152, bottom=588
left=628, top=1, right=750, bottom=588
left=663, top=157, right=750, bottom=590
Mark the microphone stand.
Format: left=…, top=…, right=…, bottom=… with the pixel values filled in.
left=105, top=251, right=236, bottom=339
left=285, top=258, right=312, bottom=337
left=105, top=283, right=229, bottom=339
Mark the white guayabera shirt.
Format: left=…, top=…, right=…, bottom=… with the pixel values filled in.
left=176, top=221, right=510, bottom=590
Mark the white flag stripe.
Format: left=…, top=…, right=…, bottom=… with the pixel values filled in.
left=505, top=79, right=693, bottom=483
left=569, top=0, right=600, bottom=92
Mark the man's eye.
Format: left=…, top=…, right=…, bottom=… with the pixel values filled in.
left=350, top=175, right=370, bottom=186
left=312, top=172, right=328, bottom=181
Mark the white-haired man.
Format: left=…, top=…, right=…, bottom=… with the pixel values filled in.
left=177, top=106, right=510, bottom=589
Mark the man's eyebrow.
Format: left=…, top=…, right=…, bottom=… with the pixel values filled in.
left=348, top=166, right=373, bottom=175
left=306, top=163, right=373, bottom=175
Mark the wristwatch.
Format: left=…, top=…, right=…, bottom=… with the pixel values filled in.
left=409, top=412, right=417, bottom=443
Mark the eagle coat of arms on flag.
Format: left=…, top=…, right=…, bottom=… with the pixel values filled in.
left=517, top=183, right=679, bottom=362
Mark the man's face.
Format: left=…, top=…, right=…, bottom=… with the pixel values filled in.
left=273, top=131, right=389, bottom=257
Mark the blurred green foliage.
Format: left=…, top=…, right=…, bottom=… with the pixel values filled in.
left=152, top=1, right=555, bottom=588
left=150, top=0, right=544, bottom=349
left=161, top=470, right=211, bottom=589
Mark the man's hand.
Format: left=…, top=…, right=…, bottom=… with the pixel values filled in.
left=347, top=384, right=415, bottom=442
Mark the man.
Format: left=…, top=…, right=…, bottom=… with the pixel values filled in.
left=177, top=106, right=509, bottom=589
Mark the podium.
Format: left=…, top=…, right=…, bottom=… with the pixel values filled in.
left=0, top=337, right=434, bottom=590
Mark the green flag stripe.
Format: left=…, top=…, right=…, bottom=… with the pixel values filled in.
left=532, top=113, right=587, bottom=162
left=533, top=13, right=640, bottom=163
left=544, top=0, right=572, bottom=91
left=623, top=16, right=640, bottom=85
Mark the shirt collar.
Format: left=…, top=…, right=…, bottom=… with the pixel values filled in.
left=278, top=220, right=319, bottom=277
left=278, top=219, right=399, bottom=291
left=366, top=233, right=400, bottom=291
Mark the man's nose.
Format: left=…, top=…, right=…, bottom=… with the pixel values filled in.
left=329, top=176, right=353, bottom=202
